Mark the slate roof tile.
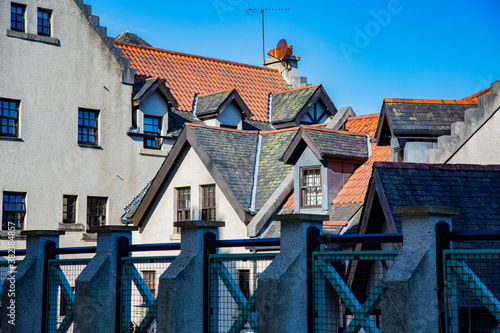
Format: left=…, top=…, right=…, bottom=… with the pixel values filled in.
left=271, top=85, right=321, bottom=124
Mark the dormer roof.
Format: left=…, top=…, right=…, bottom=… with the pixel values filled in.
left=282, top=126, right=369, bottom=164
left=270, top=84, right=337, bottom=128
left=132, top=77, right=178, bottom=109
left=194, top=89, right=252, bottom=120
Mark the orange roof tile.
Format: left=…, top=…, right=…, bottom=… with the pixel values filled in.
left=116, top=42, right=289, bottom=122
left=344, top=113, right=380, bottom=139
left=383, top=98, right=476, bottom=105
left=462, top=87, right=491, bottom=103
left=283, top=192, right=294, bottom=210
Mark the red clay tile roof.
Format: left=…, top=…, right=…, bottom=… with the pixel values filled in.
left=462, top=87, right=491, bottom=103
left=332, top=113, right=391, bottom=205
left=283, top=192, right=294, bottom=210
left=383, top=86, right=492, bottom=106
left=116, top=42, right=289, bottom=122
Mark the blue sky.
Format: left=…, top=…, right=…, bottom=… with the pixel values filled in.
left=87, top=0, right=500, bottom=115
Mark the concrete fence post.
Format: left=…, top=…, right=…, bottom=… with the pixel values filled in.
left=257, top=213, right=327, bottom=333
left=1, top=230, right=64, bottom=333
left=157, top=220, right=224, bottom=333
left=380, top=206, right=459, bottom=332
left=74, top=225, right=137, bottom=333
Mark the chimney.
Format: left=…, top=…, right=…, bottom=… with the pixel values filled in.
left=263, top=39, right=309, bottom=88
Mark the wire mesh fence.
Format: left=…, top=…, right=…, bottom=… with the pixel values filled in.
left=120, top=256, right=176, bottom=333
left=313, top=251, right=398, bottom=333
left=444, top=250, right=500, bottom=333
left=46, top=258, right=92, bottom=333
left=208, top=253, right=276, bottom=333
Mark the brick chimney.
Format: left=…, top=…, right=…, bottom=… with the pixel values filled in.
left=263, top=40, right=309, bottom=88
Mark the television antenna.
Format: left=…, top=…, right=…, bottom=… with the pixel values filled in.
left=246, top=6, right=290, bottom=64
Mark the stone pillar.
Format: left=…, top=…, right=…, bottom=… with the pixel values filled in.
left=1, top=230, right=64, bottom=333
left=257, top=213, right=326, bottom=333
left=74, top=226, right=137, bottom=333
left=157, top=220, right=224, bottom=333
left=380, top=206, right=459, bottom=332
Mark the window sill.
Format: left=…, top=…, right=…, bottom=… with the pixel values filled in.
left=82, top=233, right=97, bottom=242
left=140, top=148, right=168, bottom=157
left=0, top=230, right=26, bottom=239
left=6, top=29, right=60, bottom=46
left=0, top=136, right=23, bottom=142
left=58, top=223, right=85, bottom=232
left=78, top=143, right=103, bottom=150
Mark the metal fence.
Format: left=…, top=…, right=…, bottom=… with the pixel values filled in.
left=46, top=258, right=92, bottom=333
left=313, top=251, right=399, bottom=333
left=120, top=256, right=176, bottom=333
left=443, top=250, right=500, bottom=333
left=208, top=253, right=276, bottom=333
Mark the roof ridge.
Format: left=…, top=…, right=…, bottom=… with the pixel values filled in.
left=348, top=113, right=380, bottom=119
left=462, top=86, right=492, bottom=101
left=374, top=162, right=500, bottom=171
left=116, top=41, right=283, bottom=74
left=384, top=98, right=477, bottom=105
left=301, top=125, right=368, bottom=137
left=197, top=89, right=235, bottom=97
left=273, top=84, right=321, bottom=95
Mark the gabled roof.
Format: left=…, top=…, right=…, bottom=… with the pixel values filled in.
left=132, top=77, right=178, bottom=109
left=375, top=99, right=476, bottom=144
left=194, top=89, right=252, bottom=119
left=359, top=162, right=500, bottom=243
left=116, top=42, right=289, bottom=122
left=283, top=126, right=369, bottom=164
left=270, top=84, right=337, bottom=128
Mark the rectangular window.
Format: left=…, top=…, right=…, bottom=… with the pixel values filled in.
left=0, top=98, right=19, bottom=137
left=142, top=270, right=156, bottom=296
left=176, top=187, right=190, bottom=222
left=2, top=192, right=26, bottom=230
left=11, top=3, right=25, bottom=32
left=201, top=184, right=216, bottom=221
left=87, top=197, right=106, bottom=229
left=300, top=167, right=322, bottom=208
left=238, top=270, right=250, bottom=299
left=78, top=109, right=98, bottom=145
left=143, top=115, right=162, bottom=149
left=37, top=8, right=51, bottom=36
left=62, top=195, right=76, bottom=224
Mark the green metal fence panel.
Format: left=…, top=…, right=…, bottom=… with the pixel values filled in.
left=443, top=250, right=500, bottom=333
left=46, top=259, right=92, bottom=333
left=208, top=253, right=276, bottom=333
left=0, top=259, right=22, bottom=298
left=120, top=256, right=176, bottom=333
left=313, top=251, right=399, bottom=333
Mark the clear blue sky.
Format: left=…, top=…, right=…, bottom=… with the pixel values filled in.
left=87, top=0, right=500, bottom=115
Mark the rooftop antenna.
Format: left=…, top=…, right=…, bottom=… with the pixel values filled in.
left=246, top=6, right=290, bottom=65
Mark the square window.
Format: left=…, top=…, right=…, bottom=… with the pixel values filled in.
left=11, top=3, right=25, bottom=32
left=2, top=192, right=26, bottom=230
left=300, top=167, right=322, bottom=208
left=87, top=197, right=106, bottom=229
left=37, top=8, right=52, bottom=36
left=78, top=109, right=99, bottom=145
left=0, top=98, right=19, bottom=137
left=62, top=195, right=77, bottom=224
left=201, top=184, right=216, bottom=221
left=143, top=115, right=162, bottom=149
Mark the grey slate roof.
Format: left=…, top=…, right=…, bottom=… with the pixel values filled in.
left=255, top=130, right=296, bottom=210
left=271, top=85, right=322, bottom=124
left=133, top=79, right=157, bottom=101
left=167, top=110, right=202, bottom=137
left=243, top=120, right=274, bottom=131
left=189, top=126, right=258, bottom=208
left=304, top=128, right=368, bottom=160
left=195, top=90, right=233, bottom=117
left=383, top=102, right=475, bottom=135
left=374, top=163, right=500, bottom=245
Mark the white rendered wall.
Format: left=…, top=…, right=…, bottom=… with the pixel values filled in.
left=134, top=146, right=247, bottom=247
left=0, top=0, right=166, bottom=249
left=216, top=102, right=243, bottom=129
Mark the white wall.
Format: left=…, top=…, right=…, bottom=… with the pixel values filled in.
left=216, top=102, right=243, bottom=129
left=0, top=0, right=165, bottom=249
left=134, top=146, right=248, bottom=247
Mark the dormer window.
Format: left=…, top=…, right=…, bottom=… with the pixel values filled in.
left=300, top=167, right=322, bottom=208
left=143, top=115, right=162, bottom=149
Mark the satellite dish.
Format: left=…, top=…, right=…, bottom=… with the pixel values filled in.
left=274, top=39, right=291, bottom=60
